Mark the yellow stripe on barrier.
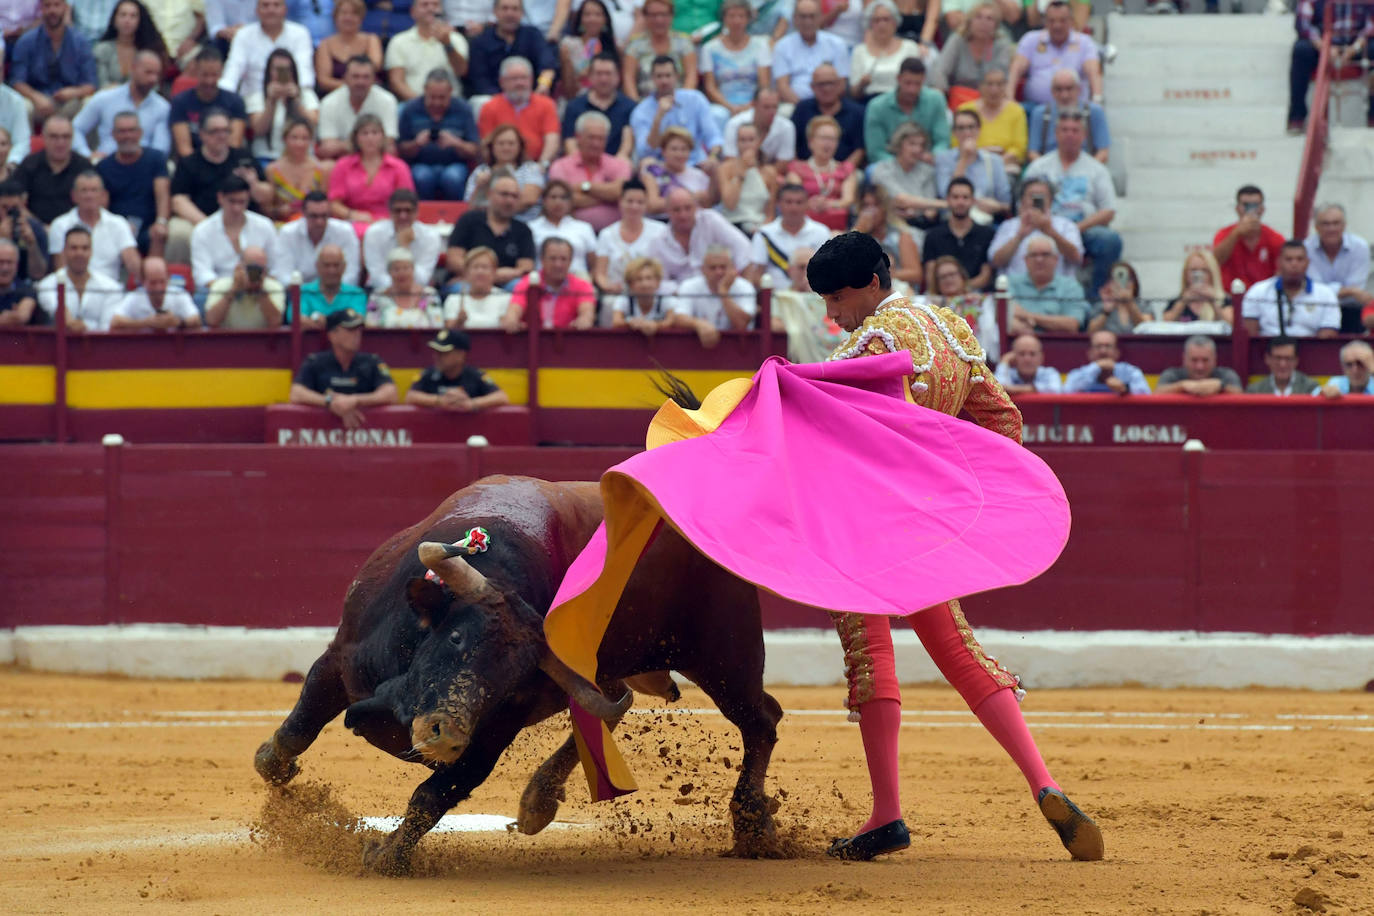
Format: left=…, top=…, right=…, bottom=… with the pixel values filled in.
left=67, top=369, right=294, bottom=408
left=0, top=366, right=57, bottom=405
left=22, top=366, right=728, bottom=410
left=536, top=369, right=750, bottom=409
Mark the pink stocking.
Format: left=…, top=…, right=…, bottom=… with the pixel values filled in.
left=832, top=613, right=904, bottom=832
left=911, top=602, right=1059, bottom=798
left=857, top=697, right=904, bottom=831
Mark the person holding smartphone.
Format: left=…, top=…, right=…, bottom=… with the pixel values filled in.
left=1211, top=184, right=1284, bottom=295
left=988, top=176, right=1083, bottom=278
left=1163, top=249, right=1231, bottom=325
left=204, top=245, right=285, bottom=329
left=1087, top=260, right=1150, bottom=335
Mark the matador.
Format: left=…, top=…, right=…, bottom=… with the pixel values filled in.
left=809, top=231, right=1105, bottom=862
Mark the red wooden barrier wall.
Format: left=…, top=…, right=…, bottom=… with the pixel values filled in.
left=3, top=444, right=1373, bottom=634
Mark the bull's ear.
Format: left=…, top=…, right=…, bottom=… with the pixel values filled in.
left=405, top=577, right=448, bottom=630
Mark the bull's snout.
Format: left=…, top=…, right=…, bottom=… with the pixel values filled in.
left=410, top=711, right=472, bottom=764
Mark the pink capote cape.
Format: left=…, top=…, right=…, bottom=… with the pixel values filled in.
left=544, top=352, right=1071, bottom=801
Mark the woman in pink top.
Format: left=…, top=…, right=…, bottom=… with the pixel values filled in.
left=786, top=115, right=858, bottom=232
left=328, top=114, right=416, bottom=233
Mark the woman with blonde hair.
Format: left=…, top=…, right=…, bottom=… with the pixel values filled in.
left=622, top=0, right=698, bottom=101
left=928, top=2, right=1013, bottom=104
left=785, top=116, right=858, bottom=231
left=1163, top=248, right=1232, bottom=324
left=265, top=119, right=329, bottom=223
left=444, top=247, right=512, bottom=329
left=641, top=127, right=711, bottom=214
left=930, top=254, right=999, bottom=358
left=608, top=256, right=672, bottom=334
left=851, top=0, right=925, bottom=102
left=368, top=248, right=443, bottom=328
left=955, top=68, right=1027, bottom=174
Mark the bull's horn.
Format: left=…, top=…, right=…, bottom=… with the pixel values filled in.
left=538, top=650, right=634, bottom=721
left=417, top=543, right=491, bottom=602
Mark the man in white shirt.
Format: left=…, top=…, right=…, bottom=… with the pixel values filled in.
left=71, top=51, right=171, bottom=159
left=746, top=183, right=831, bottom=290
left=273, top=191, right=359, bottom=286
left=190, top=175, right=278, bottom=292
left=108, top=257, right=202, bottom=329
left=668, top=245, right=757, bottom=347
left=772, top=0, right=850, bottom=104
left=660, top=188, right=752, bottom=293
left=317, top=56, right=400, bottom=160
left=37, top=225, right=124, bottom=331
left=384, top=0, right=469, bottom=103
left=362, top=189, right=440, bottom=291
left=48, top=171, right=140, bottom=285
left=1242, top=240, right=1341, bottom=339
left=219, top=0, right=315, bottom=100
left=722, top=88, right=796, bottom=165
left=1304, top=203, right=1371, bottom=333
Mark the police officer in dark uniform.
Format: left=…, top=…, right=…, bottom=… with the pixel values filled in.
left=288, top=308, right=400, bottom=428
left=405, top=328, right=511, bottom=412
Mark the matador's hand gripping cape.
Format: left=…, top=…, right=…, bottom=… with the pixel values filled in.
left=543, top=350, right=1071, bottom=801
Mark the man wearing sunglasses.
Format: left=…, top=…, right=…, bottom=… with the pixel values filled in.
left=1317, top=340, right=1374, bottom=398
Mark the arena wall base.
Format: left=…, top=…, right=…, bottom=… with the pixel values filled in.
left=4, top=626, right=1374, bottom=691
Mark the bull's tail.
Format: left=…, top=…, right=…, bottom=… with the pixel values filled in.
left=649, top=361, right=702, bottom=410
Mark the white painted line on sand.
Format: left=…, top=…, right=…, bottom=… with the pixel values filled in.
left=11, top=814, right=590, bottom=858
left=6, top=707, right=1374, bottom=734
left=358, top=814, right=592, bottom=833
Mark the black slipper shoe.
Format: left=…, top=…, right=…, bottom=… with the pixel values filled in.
left=826, top=819, right=911, bottom=861
left=1037, top=787, right=1105, bottom=861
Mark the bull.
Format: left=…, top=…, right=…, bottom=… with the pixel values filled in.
left=254, top=475, right=784, bottom=874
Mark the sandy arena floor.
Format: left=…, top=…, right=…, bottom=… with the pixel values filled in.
left=1, top=668, right=1372, bottom=915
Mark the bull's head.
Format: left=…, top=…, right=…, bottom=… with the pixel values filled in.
left=366, top=541, right=630, bottom=766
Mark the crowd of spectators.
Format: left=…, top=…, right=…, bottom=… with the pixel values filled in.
left=0, top=0, right=1371, bottom=403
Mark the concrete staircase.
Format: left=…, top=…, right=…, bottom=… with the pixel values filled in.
left=1104, top=13, right=1303, bottom=303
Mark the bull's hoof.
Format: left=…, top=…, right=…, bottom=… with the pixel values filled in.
left=254, top=739, right=300, bottom=785
left=725, top=795, right=783, bottom=858
left=516, top=776, right=566, bottom=835
left=362, top=836, right=413, bottom=876
left=723, top=830, right=787, bottom=860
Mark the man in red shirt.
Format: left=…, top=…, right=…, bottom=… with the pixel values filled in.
left=477, top=56, right=560, bottom=169
left=1212, top=184, right=1285, bottom=295
left=504, top=237, right=597, bottom=330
